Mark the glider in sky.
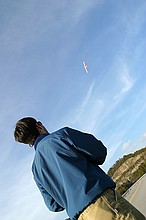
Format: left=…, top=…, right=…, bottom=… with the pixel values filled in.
left=83, top=61, right=88, bottom=73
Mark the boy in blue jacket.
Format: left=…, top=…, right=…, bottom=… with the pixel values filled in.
left=14, top=117, right=145, bottom=220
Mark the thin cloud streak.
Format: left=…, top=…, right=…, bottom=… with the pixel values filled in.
left=113, top=59, right=135, bottom=100
left=122, top=131, right=146, bottom=155
left=64, top=81, right=105, bottom=133
left=107, top=141, right=122, bottom=162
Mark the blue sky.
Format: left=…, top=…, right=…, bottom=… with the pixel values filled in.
left=1, top=0, right=146, bottom=219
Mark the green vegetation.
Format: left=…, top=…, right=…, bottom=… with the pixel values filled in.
left=107, top=147, right=146, bottom=195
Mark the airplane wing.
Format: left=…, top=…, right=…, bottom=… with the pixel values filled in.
left=83, top=61, right=88, bottom=73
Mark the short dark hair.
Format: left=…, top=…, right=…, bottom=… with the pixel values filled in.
left=14, top=117, right=40, bottom=146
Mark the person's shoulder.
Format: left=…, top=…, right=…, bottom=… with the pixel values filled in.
left=55, top=126, right=71, bottom=132
left=51, top=127, right=74, bottom=138
left=59, top=126, right=77, bottom=134
left=49, top=127, right=66, bottom=135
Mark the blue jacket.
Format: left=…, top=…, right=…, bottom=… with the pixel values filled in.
left=32, top=127, right=116, bottom=219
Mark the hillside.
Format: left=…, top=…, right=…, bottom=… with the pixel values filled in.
left=107, top=147, right=146, bottom=195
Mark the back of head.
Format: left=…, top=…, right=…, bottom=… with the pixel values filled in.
left=14, top=117, right=40, bottom=147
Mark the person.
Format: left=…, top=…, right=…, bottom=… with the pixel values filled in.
left=14, top=117, right=145, bottom=220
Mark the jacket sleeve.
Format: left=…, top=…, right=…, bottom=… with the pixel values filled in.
left=64, top=127, right=107, bottom=165
left=34, top=180, right=64, bottom=212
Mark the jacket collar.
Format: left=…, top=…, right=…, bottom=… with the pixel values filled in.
left=34, top=133, right=49, bottom=150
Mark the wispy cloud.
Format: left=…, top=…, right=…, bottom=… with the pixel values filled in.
left=107, top=141, right=122, bottom=162
left=122, top=132, right=146, bottom=155
left=113, top=59, right=135, bottom=100
left=79, top=81, right=95, bottom=110
left=64, top=81, right=105, bottom=133
left=122, top=140, right=132, bottom=152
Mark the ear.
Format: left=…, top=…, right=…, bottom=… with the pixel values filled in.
left=36, top=122, right=49, bottom=134
left=36, top=122, right=43, bottom=132
left=37, top=121, right=42, bottom=126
